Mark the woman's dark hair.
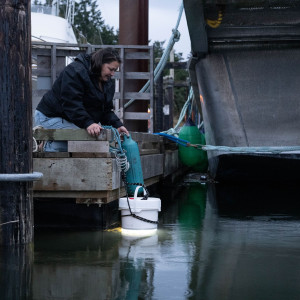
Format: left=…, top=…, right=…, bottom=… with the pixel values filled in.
left=91, top=47, right=121, bottom=75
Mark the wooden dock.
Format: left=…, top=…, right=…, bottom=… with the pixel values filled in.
left=32, top=128, right=183, bottom=228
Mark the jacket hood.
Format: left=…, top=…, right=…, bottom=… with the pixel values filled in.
left=75, top=52, right=113, bottom=89
left=75, top=53, right=91, bottom=72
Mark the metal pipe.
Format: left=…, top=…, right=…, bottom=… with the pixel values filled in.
left=0, top=172, right=43, bottom=182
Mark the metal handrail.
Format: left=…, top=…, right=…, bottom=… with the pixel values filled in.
left=0, top=172, right=43, bottom=182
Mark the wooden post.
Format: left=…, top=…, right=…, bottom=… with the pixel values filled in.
left=0, top=245, right=33, bottom=298
left=154, top=73, right=164, bottom=132
left=164, top=77, right=174, bottom=130
left=119, top=0, right=149, bottom=132
left=0, top=0, right=33, bottom=244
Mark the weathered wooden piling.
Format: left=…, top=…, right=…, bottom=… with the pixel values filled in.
left=0, top=0, right=33, bottom=244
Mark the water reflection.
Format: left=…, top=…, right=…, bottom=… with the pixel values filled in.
left=1, top=180, right=300, bottom=299
left=0, top=245, right=33, bottom=300
left=200, top=183, right=300, bottom=300
left=33, top=231, right=120, bottom=299
left=118, top=234, right=159, bottom=299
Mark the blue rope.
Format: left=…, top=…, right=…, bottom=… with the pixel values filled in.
left=102, top=125, right=124, bottom=154
left=154, top=132, right=300, bottom=154
left=102, top=126, right=130, bottom=172
left=154, top=132, right=190, bottom=147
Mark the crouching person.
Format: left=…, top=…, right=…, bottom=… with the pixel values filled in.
left=34, top=47, right=128, bottom=152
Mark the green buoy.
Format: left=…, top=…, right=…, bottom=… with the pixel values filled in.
left=178, top=118, right=208, bottom=172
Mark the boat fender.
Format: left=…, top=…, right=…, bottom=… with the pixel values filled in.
left=122, top=134, right=144, bottom=196
left=178, top=118, right=208, bottom=172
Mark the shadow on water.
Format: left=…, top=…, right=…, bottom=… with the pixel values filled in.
left=1, top=179, right=300, bottom=299
left=212, top=182, right=300, bottom=219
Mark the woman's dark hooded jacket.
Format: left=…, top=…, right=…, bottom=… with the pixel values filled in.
left=36, top=53, right=123, bottom=129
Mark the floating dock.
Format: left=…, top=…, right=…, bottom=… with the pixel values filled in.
left=33, top=128, right=183, bottom=228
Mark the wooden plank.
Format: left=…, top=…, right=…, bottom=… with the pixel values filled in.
left=33, top=128, right=112, bottom=141
left=32, top=43, right=151, bottom=54
left=71, top=153, right=113, bottom=158
left=33, top=153, right=163, bottom=192
left=141, top=154, right=164, bottom=179
left=33, top=176, right=160, bottom=203
left=33, top=158, right=114, bottom=191
left=139, top=149, right=160, bottom=155
left=33, top=190, right=112, bottom=199
left=164, top=150, right=180, bottom=177
left=51, top=45, right=57, bottom=84
left=68, top=141, right=109, bottom=153
left=124, top=92, right=151, bottom=100
left=149, top=46, right=154, bottom=133
left=125, top=72, right=150, bottom=80
left=124, top=112, right=150, bottom=120
left=36, top=55, right=66, bottom=76
left=130, top=132, right=163, bottom=142
left=105, top=187, right=126, bottom=203
left=33, top=129, right=162, bottom=146
left=119, top=47, right=125, bottom=121
left=125, top=52, right=150, bottom=59
left=75, top=198, right=104, bottom=206
left=111, top=158, right=121, bottom=190
left=33, top=152, right=70, bottom=158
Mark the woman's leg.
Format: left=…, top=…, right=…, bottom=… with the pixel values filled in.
left=34, top=110, right=79, bottom=152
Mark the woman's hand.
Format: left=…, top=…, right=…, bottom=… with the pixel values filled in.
left=86, top=123, right=102, bottom=137
left=117, top=126, right=129, bottom=136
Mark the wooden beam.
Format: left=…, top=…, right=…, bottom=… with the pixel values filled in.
left=125, top=72, right=151, bottom=80
left=124, top=112, right=150, bottom=120
left=68, top=141, right=110, bottom=153
left=33, top=128, right=112, bottom=141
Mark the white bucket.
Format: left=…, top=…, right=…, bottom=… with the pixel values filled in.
left=119, top=186, right=161, bottom=230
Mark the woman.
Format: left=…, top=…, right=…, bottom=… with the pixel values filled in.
left=35, top=47, right=128, bottom=151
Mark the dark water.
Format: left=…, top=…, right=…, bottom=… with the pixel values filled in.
left=1, top=176, right=300, bottom=300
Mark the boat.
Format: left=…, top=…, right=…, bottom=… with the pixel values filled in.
left=183, top=0, right=300, bottom=182
left=31, top=1, right=77, bottom=44
left=31, top=1, right=78, bottom=115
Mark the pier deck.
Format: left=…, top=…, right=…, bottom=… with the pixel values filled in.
left=33, top=128, right=181, bottom=206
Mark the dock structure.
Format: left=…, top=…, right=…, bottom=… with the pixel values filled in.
left=31, top=42, right=185, bottom=228
left=32, top=128, right=182, bottom=228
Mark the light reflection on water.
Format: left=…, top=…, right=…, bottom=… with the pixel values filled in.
left=1, top=180, right=300, bottom=299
